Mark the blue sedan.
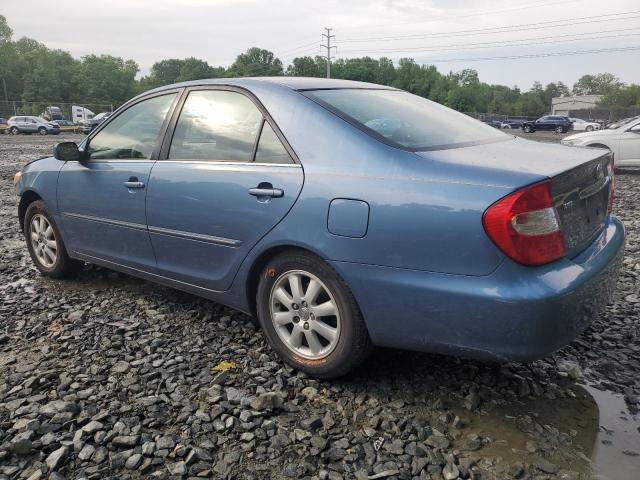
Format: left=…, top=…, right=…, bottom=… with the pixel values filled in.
left=14, top=78, right=624, bottom=378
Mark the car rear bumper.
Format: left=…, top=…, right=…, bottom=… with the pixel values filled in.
left=331, top=216, right=625, bottom=362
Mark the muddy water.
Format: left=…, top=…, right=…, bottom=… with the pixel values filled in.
left=423, top=385, right=640, bottom=478
left=585, top=385, right=640, bottom=479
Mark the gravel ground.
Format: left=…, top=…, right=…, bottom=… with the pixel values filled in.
left=0, top=134, right=639, bottom=480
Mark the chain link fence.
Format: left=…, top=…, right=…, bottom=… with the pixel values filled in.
left=467, top=107, right=640, bottom=126
left=0, top=101, right=114, bottom=122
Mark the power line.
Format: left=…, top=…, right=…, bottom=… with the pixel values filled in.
left=321, top=27, right=336, bottom=78
left=274, top=40, right=321, bottom=57
left=337, top=0, right=581, bottom=32
left=339, top=10, right=640, bottom=43
left=333, top=45, right=640, bottom=64
left=268, top=1, right=581, bottom=57
left=280, top=48, right=323, bottom=61
left=338, top=27, right=640, bottom=55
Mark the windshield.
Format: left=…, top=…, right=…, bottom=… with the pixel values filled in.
left=304, top=89, right=507, bottom=151
left=611, top=115, right=640, bottom=129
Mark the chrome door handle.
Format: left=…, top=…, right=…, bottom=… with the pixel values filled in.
left=124, top=181, right=145, bottom=189
left=248, top=187, right=284, bottom=198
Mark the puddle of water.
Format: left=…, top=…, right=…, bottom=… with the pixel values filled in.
left=583, top=385, right=640, bottom=480
left=417, top=384, right=639, bottom=478
left=442, top=387, right=597, bottom=475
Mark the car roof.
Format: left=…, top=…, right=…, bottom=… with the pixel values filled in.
left=145, top=77, right=397, bottom=96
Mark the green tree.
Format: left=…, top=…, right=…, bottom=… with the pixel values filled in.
left=445, top=69, right=484, bottom=112
left=141, top=57, right=224, bottom=90
left=0, top=14, right=13, bottom=44
left=286, top=56, right=325, bottom=77
left=543, top=81, right=570, bottom=105
left=228, top=47, right=283, bottom=77
left=392, top=59, right=440, bottom=99
left=21, top=48, right=79, bottom=103
left=599, top=83, right=640, bottom=108
left=76, top=55, right=139, bottom=105
left=572, top=73, right=623, bottom=96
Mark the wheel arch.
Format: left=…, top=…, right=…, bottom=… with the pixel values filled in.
left=244, top=244, right=330, bottom=317
left=585, top=143, right=611, bottom=151
left=18, top=190, right=43, bottom=232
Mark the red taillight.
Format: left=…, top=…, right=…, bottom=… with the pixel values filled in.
left=608, top=155, right=615, bottom=213
left=483, top=180, right=565, bottom=266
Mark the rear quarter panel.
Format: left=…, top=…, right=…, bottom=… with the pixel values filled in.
left=233, top=85, right=549, bottom=278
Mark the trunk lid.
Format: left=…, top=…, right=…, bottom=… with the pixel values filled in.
left=414, top=136, right=614, bottom=259
left=551, top=152, right=613, bottom=258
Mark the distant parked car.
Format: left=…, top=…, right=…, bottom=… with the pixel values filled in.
left=521, top=115, right=573, bottom=133
left=7, top=116, right=60, bottom=135
left=0, top=118, right=7, bottom=134
left=503, top=119, right=525, bottom=129
left=42, top=106, right=64, bottom=122
left=607, top=115, right=640, bottom=130
left=562, top=115, right=640, bottom=167
left=53, top=120, right=80, bottom=133
left=481, top=119, right=509, bottom=129
left=82, top=111, right=113, bottom=133
left=13, top=78, right=624, bottom=378
left=570, top=118, right=600, bottom=132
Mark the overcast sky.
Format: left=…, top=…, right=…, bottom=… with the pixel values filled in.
left=3, top=0, right=639, bottom=89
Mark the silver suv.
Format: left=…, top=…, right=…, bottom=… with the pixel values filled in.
left=7, top=116, right=61, bottom=135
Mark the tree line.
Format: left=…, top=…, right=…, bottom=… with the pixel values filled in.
left=1, top=15, right=638, bottom=117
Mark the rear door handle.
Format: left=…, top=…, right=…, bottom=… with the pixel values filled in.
left=249, top=187, right=284, bottom=198
left=124, top=177, right=145, bottom=189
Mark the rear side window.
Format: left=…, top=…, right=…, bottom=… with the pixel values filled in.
left=88, top=93, right=176, bottom=160
left=169, top=90, right=263, bottom=161
left=255, top=122, right=292, bottom=164
left=304, top=89, right=506, bottom=151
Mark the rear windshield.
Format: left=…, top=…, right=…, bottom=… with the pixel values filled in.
left=304, top=88, right=507, bottom=151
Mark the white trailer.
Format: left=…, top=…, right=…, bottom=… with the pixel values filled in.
left=72, top=105, right=95, bottom=124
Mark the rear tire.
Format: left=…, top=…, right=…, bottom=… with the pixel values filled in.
left=10, top=127, right=19, bottom=135
left=256, top=250, right=372, bottom=378
left=24, top=200, right=79, bottom=278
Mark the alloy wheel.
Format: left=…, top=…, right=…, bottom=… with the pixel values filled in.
left=269, top=270, right=341, bottom=360
left=30, top=214, right=58, bottom=268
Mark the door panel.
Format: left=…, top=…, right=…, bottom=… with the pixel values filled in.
left=57, top=92, right=178, bottom=270
left=620, top=128, right=640, bottom=164
left=146, top=162, right=303, bottom=291
left=58, top=161, right=157, bottom=270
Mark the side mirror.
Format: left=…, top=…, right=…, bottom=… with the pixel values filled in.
left=53, top=142, right=81, bottom=161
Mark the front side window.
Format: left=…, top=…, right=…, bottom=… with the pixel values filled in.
left=304, top=89, right=506, bottom=151
left=88, top=93, right=176, bottom=160
left=169, top=90, right=263, bottom=161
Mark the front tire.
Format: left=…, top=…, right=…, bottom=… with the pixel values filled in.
left=38, top=127, right=47, bottom=135
left=523, top=125, right=532, bottom=133
left=586, top=125, right=594, bottom=132
left=256, top=250, right=372, bottom=378
left=24, top=201, right=79, bottom=277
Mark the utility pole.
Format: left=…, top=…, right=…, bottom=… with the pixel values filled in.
left=2, top=78, right=8, bottom=102
left=321, top=27, right=336, bottom=79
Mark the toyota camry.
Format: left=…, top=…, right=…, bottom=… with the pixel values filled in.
left=14, top=78, right=625, bottom=378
